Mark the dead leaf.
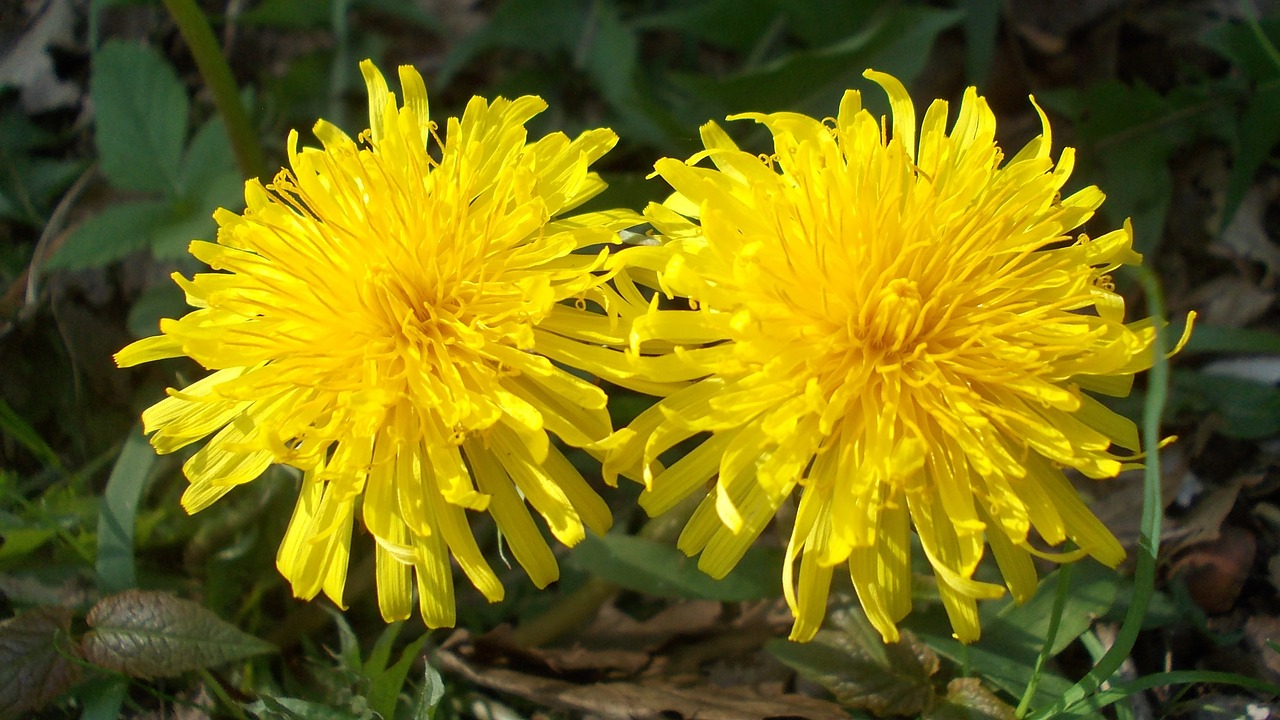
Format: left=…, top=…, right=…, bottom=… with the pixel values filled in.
left=923, top=678, right=1017, bottom=720
left=1163, top=475, right=1249, bottom=557
left=0, top=606, right=82, bottom=720
left=1244, top=616, right=1280, bottom=685
left=437, top=641, right=850, bottom=720
left=1210, top=180, right=1280, bottom=282
left=1087, top=448, right=1188, bottom=554
left=1169, top=525, right=1257, bottom=614
left=1184, top=275, right=1275, bottom=329
left=1006, top=0, right=1126, bottom=54
left=0, top=0, right=79, bottom=113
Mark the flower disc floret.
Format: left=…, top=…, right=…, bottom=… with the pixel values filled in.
left=117, top=60, right=641, bottom=626
left=607, top=70, right=1186, bottom=643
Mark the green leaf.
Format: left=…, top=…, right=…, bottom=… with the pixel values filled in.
left=412, top=663, right=446, bottom=720
left=366, top=630, right=430, bottom=720
left=0, top=606, right=82, bottom=720
left=75, top=677, right=129, bottom=720
left=91, top=41, right=188, bottom=194
left=1199, top=18, right=1280, bottom=82
left=962, top=0, right=1002, bottom=84
left=987, top=562, right=1119, bottom=658
left=245, top=695, right=369, bottom=720
left=1076, top=80, right=1207, bottom=254
left=240, top=0, right=331, bottom=28
left=1180, top=323, right=1280, bottom=355
left=0, top=396, right=60, bottom=468
left=671, top=6, right=961, bottom=120
left=917, top=564, right=1117, bottom=709
left=632, top=0, right=786, bottom=53
left=1219, top=83, right=1280, bottom=231
left=178, top=117, right=239, bottom=196
left=45, top=200, right=170, bottom=270
left=147, top=200, right=223, bottom=260
left=569, top=532, right=782, bottom=601
left=1169, top=370, right=1280, bottom=439
left=126, top=281, right=187, bottom=339
left=917, top=630, right=1074, bottom=710
left=438, top=0, right=583, bottom=85
left=96, top=430, right=157, bottom=594
left=81, top=589, right=276, bottom=678
left=923, top=678, right=1017, bottom=720
left=767, top=612, right=938, bottom=717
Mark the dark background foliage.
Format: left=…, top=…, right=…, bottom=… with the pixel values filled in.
left=3, top=0, right=1280, bottom=717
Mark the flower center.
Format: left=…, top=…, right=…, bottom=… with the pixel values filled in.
left=858, top=277, right=923, bottom=355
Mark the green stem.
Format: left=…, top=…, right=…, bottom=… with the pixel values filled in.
left=160, top=0, right=267, bottom=181
left=1028, top=265, right=1170, bottom=719
left=1015, top=562, right=1073, bottom=717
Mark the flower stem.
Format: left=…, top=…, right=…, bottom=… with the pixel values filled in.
left=160, top=0, right=267, bottom=181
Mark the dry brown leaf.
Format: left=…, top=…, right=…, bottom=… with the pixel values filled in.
left=1169, top=525, right=1257, bottom=614
left=1163, top=475, right=1251, bottom=557
left=1210, top=180, right=1280, bottom=281
left=437, top=642, right=850, bottom=720
left=1184, top=275, right=1275, bottom=329
left=1244, top=616, right=1280, bottom=685
left=0, top=0, right=79, bottom=112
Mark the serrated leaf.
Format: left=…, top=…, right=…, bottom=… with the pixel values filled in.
left=45, top=200, right=170, bottom=270
left=569, top=533, right=781, bottom=601
left=767, top=613, right=939, bottom=717
left=91, top=41, right=188, bottom=194
left=0, top=606, right=82, bottom=720
left=81, top=590, right=275, bottom=678
left=923, top=678, right=1016, bottom=720
left=178, top=117, right=240, bottom=197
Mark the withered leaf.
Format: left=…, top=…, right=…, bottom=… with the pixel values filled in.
left=923, top=678, right=1017, bottom=720
left=0, top=605, right=82, bottom=720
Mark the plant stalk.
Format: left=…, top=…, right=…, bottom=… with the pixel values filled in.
left=160, top=0, right=267, bottom=181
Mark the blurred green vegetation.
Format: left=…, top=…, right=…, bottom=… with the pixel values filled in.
left=3, top=0, right=1280, bottom=718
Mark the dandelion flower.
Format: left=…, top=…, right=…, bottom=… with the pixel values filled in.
left=116, top=60, right=641, bottom=627
left=606, top=70, right=1189, bottom=643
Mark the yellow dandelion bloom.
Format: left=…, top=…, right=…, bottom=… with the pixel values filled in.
left=606, top=70, right=1190, bottom=643
left=115, top=60, right=641, bottom=627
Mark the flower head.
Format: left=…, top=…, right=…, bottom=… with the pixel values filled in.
left=116, top=60, right=639, bottom=626
left=607, top=71, right=1185, bottom=643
